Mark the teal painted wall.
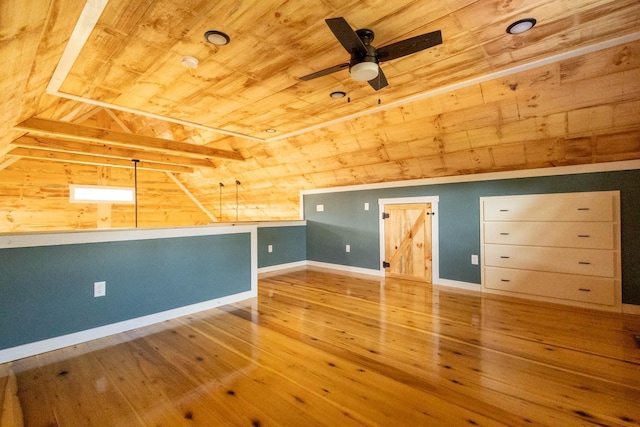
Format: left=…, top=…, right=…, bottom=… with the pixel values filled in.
left=257, top=226, right=306, bottom=267
left=304, top=169, right=640, bottom=305
left=306, top=192, right=380, bottom=268
left=0, top=233, right=251, bottom=350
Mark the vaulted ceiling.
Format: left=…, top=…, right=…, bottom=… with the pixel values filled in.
left=1, top=0, right=640, bottom=231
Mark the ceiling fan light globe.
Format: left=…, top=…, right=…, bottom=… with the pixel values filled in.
left=350, top=62, right=379, bottom=81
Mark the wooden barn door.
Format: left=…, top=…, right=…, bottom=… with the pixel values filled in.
left=383, top=203, right=433, bottom=283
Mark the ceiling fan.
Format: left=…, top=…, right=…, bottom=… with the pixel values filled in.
left=300, top=17, right=443, bottom=91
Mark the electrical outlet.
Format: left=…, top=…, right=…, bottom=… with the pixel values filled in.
left=364, top=202, right=369, bottom=211
left=94, top=281, right=106, bottom=297
left=268, top=244, right=273, bottom=253
left=346, top=244, right=351, bottom=253
left=471, top=254, right=479, bottom=265
left=316, top=204, right=324, bottom=212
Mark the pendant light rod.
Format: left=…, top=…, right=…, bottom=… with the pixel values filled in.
left=219, top=182, right=224, bottom=221
left=132, top=159, right=139, bottom=228
left=235, top=180, right=241, bottom=222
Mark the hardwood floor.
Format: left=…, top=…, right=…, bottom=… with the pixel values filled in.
left=2, top=267, right=640, bottom=426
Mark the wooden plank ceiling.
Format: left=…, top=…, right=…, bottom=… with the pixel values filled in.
left=0, top=0, right=640, bottom=231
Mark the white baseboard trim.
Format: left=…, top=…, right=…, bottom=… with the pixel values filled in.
left=622, top=303, right=640, bottom=315
left=0, top=289, right=256, bottom=364
left=433, top=278, right=481, bottom=292
left=306, top=261, right=384, bottom=277
left=258, top=261, right=307, bottom=274
left=263, top=262, right=480, bottom=289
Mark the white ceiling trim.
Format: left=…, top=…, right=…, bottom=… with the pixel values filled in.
left=46, top=0, right=640, bottom=145
left=47, top=0, right=109, bottom=94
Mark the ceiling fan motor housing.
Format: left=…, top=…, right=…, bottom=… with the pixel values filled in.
left=350, top=29, right=379, bottom=81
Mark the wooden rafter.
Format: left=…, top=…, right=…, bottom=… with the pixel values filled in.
left=9, top=147, right=194, bottom=173
left=62, top=105, right=104, bottom=124
left=166, top=172, right=217, bottom=222
left=11, top=136, right=216, bottom=169
left=14, top=117, right=244, bottom=161
left=0, top=156, right=20, bottom=172
left=102, top=108, right=134, bottom=132
left=105, top=109, right=218, bottom=221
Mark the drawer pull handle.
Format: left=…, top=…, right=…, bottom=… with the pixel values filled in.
left=500, top=256, right=510, bottom=259
left=578, top=234, right=591, bottom=238
left=501, top=279, right=511, bottom=282
left=500, top=232, right=510, bottom=235
left=578, top=261, right=591, bottom=265
left=577, top=207, right=590, bottom=211
left=578, top=288, right=591, bottom=292
left=499, top=209, right=509, bottom=212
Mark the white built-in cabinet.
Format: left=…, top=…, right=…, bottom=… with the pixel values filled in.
left=480, top=191, right=621, bottom=311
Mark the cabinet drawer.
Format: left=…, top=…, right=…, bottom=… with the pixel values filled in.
left=483, top=222, right=614, bottom=249
left=484, top=244, right=614, bottom=277
left=483, top=193, right=613, bottom=222
left=484, top=267, right=615, bottom=306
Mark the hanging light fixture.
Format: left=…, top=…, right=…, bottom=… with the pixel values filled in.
left=132, top=159, right=139, bottom=228
left=235, top=180, right=241, bottom=222
left=219, top=182, right=224, bottom=221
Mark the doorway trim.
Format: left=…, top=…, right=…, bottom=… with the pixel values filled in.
left=378, top=196, right=439, bottom=283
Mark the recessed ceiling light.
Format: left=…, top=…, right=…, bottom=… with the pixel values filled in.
left=204, top=30, right=230, bottom=46
left=181, top=56, right=199, bottom=69
left=265, top=129, right=277, bottom=134
left=506, top=18, right=537, bottom=34
left=330, top=91, right=346, bottom=99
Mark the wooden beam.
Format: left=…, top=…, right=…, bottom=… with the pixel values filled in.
left=14, top=117, right=244, bottom=161
left=112, top=112, right=219, bottom=223
left=9, top=147, right=194, bottom=173
left=166, top=172, right=217, bottom=222
left=0, top=156, right=21, bottom=172
left=11, top=136, right=216, bottom=169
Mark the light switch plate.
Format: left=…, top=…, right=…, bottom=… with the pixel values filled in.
left=364, top=202, right=369, bottom=211
left=268, top=244, right=273, bottom=253
left=346, top=244, right=351, bottom=253
left=316, top=204, right=324, bottom=212
left=471, top=254, right=479, bottom=265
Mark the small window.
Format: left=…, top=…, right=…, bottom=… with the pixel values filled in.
left=69, top=185, right=134, bottom=204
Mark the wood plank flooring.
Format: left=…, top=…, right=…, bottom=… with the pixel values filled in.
left=2, top=267, right=640, bottom=426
